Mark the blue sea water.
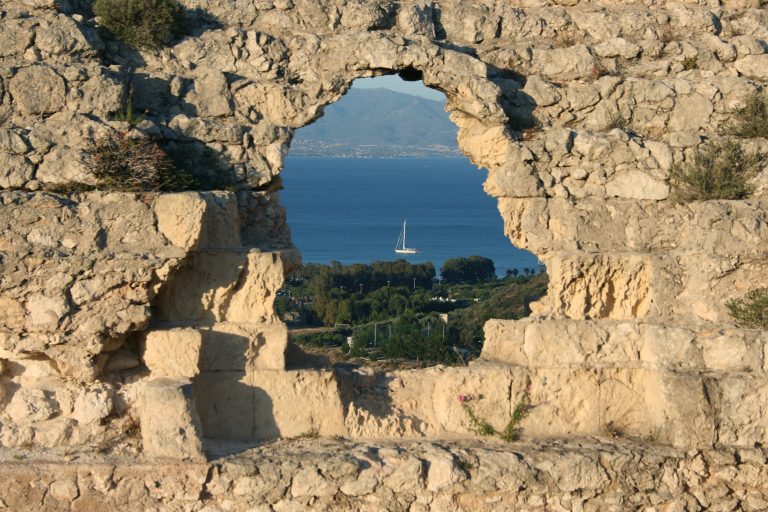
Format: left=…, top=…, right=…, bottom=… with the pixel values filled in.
left=280, top=157, right=540, bottom=275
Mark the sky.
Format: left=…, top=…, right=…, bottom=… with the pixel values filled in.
left=351, top=75, right=445, bottom=102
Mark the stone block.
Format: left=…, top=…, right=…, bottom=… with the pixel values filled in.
left=154, top=250, right=285, bottom=324
left=198, top=321, right=286, bottom=372
left=432, top=364, right=526, bottom=435
left=154, top=193, right=208, bottom=251
left=140, top=378, right=204, bottom=461
left=72, top=385, right=113, bottom=425
left=143, top=329, right=202, bottom=379
left=9, top=66, right=66, bottom=115
left=193, top=371, right=255, bottom=441
left=248, top=370, right=346, bottom=439
left=5, top=388, right=59, bottom=424
left=718, top=375, right=768, bottom=448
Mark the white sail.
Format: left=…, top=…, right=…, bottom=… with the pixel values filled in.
left=394, top=219, right=419, bottom=254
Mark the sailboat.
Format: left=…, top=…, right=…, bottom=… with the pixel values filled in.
left=394, top=219, right=420, bottom=254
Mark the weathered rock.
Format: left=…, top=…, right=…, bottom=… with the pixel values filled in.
left=8, top=66, right=66, bottom=115
left=140, top=379, right=204, bottom=461
left=0, top=0, right=766, bottom=501
left=4, top=389, right=58, bottom=424
left=72, top=385, right=113, bottom=425
left=142, top=329, right=203, bottom=379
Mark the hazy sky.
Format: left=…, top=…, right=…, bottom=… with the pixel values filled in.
left=351, top=75, right=445, bottom=102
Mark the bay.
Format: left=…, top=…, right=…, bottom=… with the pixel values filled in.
left=280, top=156, right=540, bottom=275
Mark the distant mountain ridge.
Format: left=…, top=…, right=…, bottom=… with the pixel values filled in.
left=289, top=88, right=462, bottom=157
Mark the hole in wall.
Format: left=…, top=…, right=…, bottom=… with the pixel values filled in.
left=277, top=74, right=546, bottom=370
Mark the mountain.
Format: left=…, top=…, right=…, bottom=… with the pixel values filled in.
left=289, top=88, right=462, bottom=157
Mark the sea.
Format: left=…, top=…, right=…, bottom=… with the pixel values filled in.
left=279, top=156, right=541, bottom=276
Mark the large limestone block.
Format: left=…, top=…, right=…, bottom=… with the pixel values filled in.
left=535, top=45, right=597, bottom=81
left=140, top=379, right=204, bottom=461
left=248, top=370, right=346, bottom=439
left=481, top=319, right=527, bottom=366
left=155, top=250, right=285, bottom=324
left=544, top=254, right=653, bottom=320
left=699, top=329, right=765, bottom=373
left=193, top=371, right=255, bottom=440
left=198, top=321, right=287, bottom=372
left=340, top=367, right=452, bottom=439
left=154, top=192, right=241, bottom=251
left=225, top=252, right=287, bottom=323
left=718, top=375, right=768, bottom=448
left=524, top=367, right=714, bottom=447
left=154, top=194, right=208, bottom=251
left=155, top=252, right=246, bottom=323
left=194, top=369, right=345, bottom=441
left=524, top=368, right=602, bottom=438
left=143, top=329, right=202, bottom=379
left=482, top=319, right=708, bottom=372
left=432, top=364, right=529, bottom=435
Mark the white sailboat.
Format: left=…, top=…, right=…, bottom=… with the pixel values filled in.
left=394, top=219, right=419, bottom=254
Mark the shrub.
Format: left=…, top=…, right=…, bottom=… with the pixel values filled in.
left=727, top=92, right=768, bottom=139
left=726, top=288, right=768, bottom=329
left=93, top=0, right=186, bottom=50
left=669, top=140, right=762, bottom=201
left=682, top=56, right=698, bottom=70
left=605, top=111, right=629, bottom=131
left=84, top=132, right=196, bottom=191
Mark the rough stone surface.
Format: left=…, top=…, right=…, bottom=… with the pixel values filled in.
left=0, top=439, right=765, bottom=511
left=143, top=329, right=203, bottom=379
left=140, top=379, right=205, bottom=461
left=0, top=0, right=767, bottom=507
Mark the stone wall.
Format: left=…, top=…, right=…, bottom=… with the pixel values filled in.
left=0, top=0, right=767, bottom=497
left=0, top=439, right=767, bottom=511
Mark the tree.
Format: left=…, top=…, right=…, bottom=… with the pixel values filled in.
left=440, top=256, right=496, bottom=284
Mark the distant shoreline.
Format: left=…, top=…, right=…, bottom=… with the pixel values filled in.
left=286, top=154, right=465, bottom=159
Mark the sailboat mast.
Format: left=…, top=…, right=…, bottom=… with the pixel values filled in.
left=403, top=219, right=407, bottom=249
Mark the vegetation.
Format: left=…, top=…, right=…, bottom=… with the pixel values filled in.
left=727, top=92, right=768, bottom=139
left=501, top=389, right=533, bottom=442
left=669, top=140, right=762, bottom=201
left=682, top=56, right=698, bottom=71
left=440, top=256, right=495, bottom=284
left=446, top=273, right=548, bottom=346
left=84, top=132, right=198, bottom=192
left=93, top=0, right=186, bottom=50
left=726, top=288, right=768, bottom=329
left=606, top=111, right=629, bottom=131
left=280, top=260, right=548, bottom=365
left=458, top=388, right=533, bottom=442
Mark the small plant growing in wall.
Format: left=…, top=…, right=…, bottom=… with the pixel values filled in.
left=682, top=56, right=698, bottom=71
left=458, top=384, right=533, bottom=442
left=458, top=394, right=495, bottom=436
left=669, top=140, right=762, bottom=201
left=84, top=132, right=196, bottom=191
left=93, top=0, right=187, bottom=50
left=501, top=386, right=533, bottom=442
left=727, top=288, right=768, bottom=329
left=727, top=92, right=768, bottom=139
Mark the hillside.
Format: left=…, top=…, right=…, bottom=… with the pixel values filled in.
left=290, top=88, right=462, bottom=157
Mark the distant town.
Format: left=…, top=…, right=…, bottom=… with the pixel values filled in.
left=289, top=140, right=463, bottom=158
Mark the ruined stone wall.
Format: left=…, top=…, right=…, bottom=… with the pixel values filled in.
left=0, top=0, right=766, bottom=477
left=1, top=439, right=768, bottom=511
